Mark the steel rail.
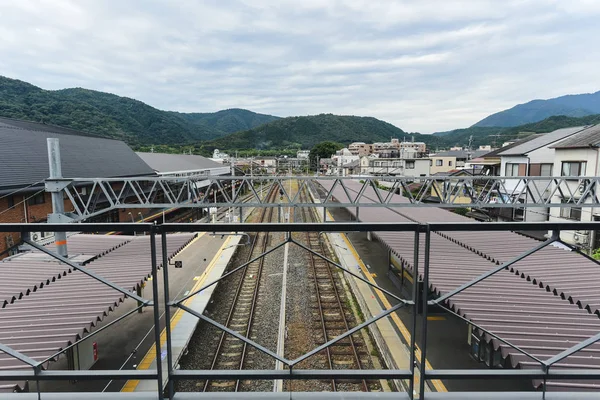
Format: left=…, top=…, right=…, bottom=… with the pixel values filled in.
left=203, top=184, right=278, bottom=392
left=235, top=202, right=276, bottom=391
left=302, top=186, right=369, bottom=392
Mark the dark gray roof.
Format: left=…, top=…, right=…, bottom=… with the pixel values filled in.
left=432, top=150, right=488, bottom=158
left=0, top=118, right=155, bottom=191
left=136, top=152, right=226, bottom=173
left=479, top=135, right=539, bottom=158
left=551, top=124, right=600, bottom=149
left=497, top=126, right=587, bottom=156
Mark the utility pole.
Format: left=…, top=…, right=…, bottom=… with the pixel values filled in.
left=231, top=155, right=235, bottom=223
left=47, top=138, right=68, bottom=257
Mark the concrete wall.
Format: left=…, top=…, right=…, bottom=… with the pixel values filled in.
left=548, top=148, right=600, bottom=246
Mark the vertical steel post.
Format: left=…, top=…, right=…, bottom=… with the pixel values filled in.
left=409, top=230, right=419, bottom=399
left=419, top=226, right=431, bottom=397
left=161, top=232, right=174, bottom=399
left=46, top=138, right=68, bottom=257
left=150, top=231, right=164, bottom=399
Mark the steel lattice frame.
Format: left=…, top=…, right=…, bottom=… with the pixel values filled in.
left=0, top=221, right=600, bottom=400
left=45, top=175, right=600, bottom=222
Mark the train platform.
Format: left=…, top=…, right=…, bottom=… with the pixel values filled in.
left=30, top=232, right=231, bottom=393
left=325, top=205, right=532, bottom=393
left=122, top=233, right=242, bottom=392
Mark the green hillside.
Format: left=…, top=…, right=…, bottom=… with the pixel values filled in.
left=199, top=114, right=432, bottom=153
left=0, top=76, right=279, bottom=145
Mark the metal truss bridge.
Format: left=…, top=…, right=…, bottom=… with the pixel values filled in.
left=47, top=175, right=600, bottom=222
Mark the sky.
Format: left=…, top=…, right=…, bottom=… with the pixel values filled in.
left=1, top=0, right=599, bottom=133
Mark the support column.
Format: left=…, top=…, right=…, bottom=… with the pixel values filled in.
left=47, top=138, right=68, bottom=257
left=136, top=284, right=144, bottom=313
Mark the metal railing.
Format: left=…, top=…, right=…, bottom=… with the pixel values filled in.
left=45, top=175, right=600, bottom=222
left=0, top=221, right=600, bottom=399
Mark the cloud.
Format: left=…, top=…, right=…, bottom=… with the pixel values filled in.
left=0, top=0, right=599, bottom=134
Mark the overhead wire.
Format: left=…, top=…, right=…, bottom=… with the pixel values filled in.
left=0, top=180, right=45, bottom=201
left=0, top=189, right=46, bottom=218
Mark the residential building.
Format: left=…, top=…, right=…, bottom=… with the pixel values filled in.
left=547, top=125, right=600, bottom=248
left=363, top=157, right=430, bottom=177
left=398, top=140, right=427, bottom=154
left=254, top=156, right=278, bottom=174
left=331, top=148, right=360, bottom=176
left=429, top=150, right=488, bottom=174
left=468, top=137, right=539, bottom=176
left=0, top=117, right=155, bottom=255
left=428, top=169, right=484, bottom=204
left=493, top=126, right=587, bottom=222
left=348, top=142, right=373, bottom=156
left=319, top=158, right=335, bottom=175
left=296, top=150, right=310, bottom=159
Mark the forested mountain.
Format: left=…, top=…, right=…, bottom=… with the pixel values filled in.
left=0, top=76, right=278, bottom=144
left=3, top=75, right=600, bottom=154
left=473, top=90, right=600, bottom=127
left=198, top=114, right=430, bottom=153
left=434, top=114, right=600, bottom=148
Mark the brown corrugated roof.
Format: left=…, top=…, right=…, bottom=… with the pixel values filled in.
left=319, top=179, right=600, bottom=390
left=0, top=233, right=194, bottom=392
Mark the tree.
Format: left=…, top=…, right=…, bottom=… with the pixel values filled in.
left=309, top=141, right=344, bottom=170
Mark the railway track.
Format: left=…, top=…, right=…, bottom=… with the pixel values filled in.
left=292, top=185, right=374, bottom=392
left=202, top=184, right=279, bottom=392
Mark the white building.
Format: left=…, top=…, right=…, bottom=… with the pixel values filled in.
left=547, top=125, right=600, bottom=248
left=212, top=149, right=230, bottom=161
left=495, top=126, right=587, bottom=222
left=331, top=148, right=360, bottom=176
left=363, top=157, right=430, bottom=177
left=297, top=150, right=310, bottom=159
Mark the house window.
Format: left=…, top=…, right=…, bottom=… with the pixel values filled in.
left=505, top=163, right=526, bottom=177
left=561, top=161, right=586, bottom=177
left=406, top=161, right=415, bottom=169
left=529, top=163, right=553, bottom=176
left=435, top=159, right=443, bottom=166
left=448, top=161, right=453, bottom=166
left=560, top=200, right=582, bottom=220
left=541, top=164, right=553, bottom=176
left=27, top=192, right=46, bottom=206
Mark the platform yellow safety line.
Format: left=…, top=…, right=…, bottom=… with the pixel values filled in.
left=427, top=316, right=446, bottom=321
left=332, top=216, right=447, bottom=393
left=121, top=235, right=231, bottom=392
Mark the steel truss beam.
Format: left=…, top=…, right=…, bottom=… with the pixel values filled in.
left=2, top=222, right=600, bottom=399
left=46, top=175, right=600, bottom=221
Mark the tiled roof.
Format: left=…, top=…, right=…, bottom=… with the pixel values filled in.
left=0, top=118, right=155, bottom=192
left=551, top=124, right=600, bottom=149
left=497, top=126, right=587, bottom=156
